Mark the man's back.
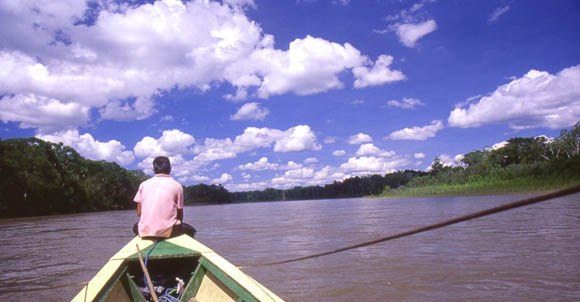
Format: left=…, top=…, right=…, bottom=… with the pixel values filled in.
left=134, top=174, right=184, bottom=238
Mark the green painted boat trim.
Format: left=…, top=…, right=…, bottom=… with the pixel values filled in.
left=95, top=266, right=127, bottom=302
left=122, top=275, right=148, bottom=302
left=181, top=257, right=205, bottom=301
left=126, top=240, right=200, bottom=260
left=200, top=257, right=258, bottom=302
left=180, top=256, right=258, bottom=302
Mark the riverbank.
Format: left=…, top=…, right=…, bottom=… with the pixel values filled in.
left=373, top=177, right=580, bottom=198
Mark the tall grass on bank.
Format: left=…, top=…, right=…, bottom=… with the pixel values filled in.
left=376, top=161, right=580, bottom=198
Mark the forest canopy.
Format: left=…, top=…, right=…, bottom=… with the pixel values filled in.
left=0, top=138, right=149, bottom=218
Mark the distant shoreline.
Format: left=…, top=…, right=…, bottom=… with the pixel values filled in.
left=372, top=179, right=580, bottom=199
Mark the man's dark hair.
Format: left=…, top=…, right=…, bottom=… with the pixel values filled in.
left=153, top=156, right=171, bottom=174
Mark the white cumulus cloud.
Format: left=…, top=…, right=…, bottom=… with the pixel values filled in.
left=387, top=97, right=424, bottom=109
left=414, top=152, right=426, bottom=159
left=352, top=55, right=405, bottom=88
left=230, top=102, right=270, bottom=121
left=387, top=120, right=444, bottom=140
left=281, top=161, right=303, bottom=170
left=212, top=173, right=233, bottom=184
left=189, top=175, right=210, bottom=182
left=232, top=127, right=285, bottom=152
left=237, top=157, right=279, bottom=171
left=284, top=167, right=315, bottom=179
left=274, top=125, right=321, bottom=152
left=194, top=125, right=321, bottom=164
left=392, top=19, right=437, bottom=48
left=222, top=0, right=256, bottom=9
left=37, top=129, right=135, bottom=165
left=304, top=157, right=319, bottom=164
left=340, top=156, right=410, bottom=174
left=348, top=133, right=373, bottom=144
left=226, top=181, right=269, bottom=192
left=134, top=129, right=195, bottom=158
left=448, top=65, right=580, bottom=130
left=0, top=0, right=401, bottom=132
left=140, top=125, right=323, bottom=181
left=0, top=94, right=90, bottom=132
left=252, top=35, right=368, bottom=98
left=356, top=143, right=396, bottom=157
left=324, top=136, right=338, bottom=144
left=194, top=138, right=238, bottom=162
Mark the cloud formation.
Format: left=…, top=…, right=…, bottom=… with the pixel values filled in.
left=134, top=129, right=195, bottom=158
left=387, top=120, right=444, bottom=140
left=0, top=0, right=403, bottom=132
left=392, top=20, right=437, bottom=48
left=488, top=5, right=510, bottom=24
left=324, top=136, right=338, bottom=144
left=348, top=133, right=373, bottom=144
left=37, top=129, right=135, bottom=165
left=0, top=94, right=90, bottom=133
left=352, top=55, right=405, bottom=88
left=304, top=157, right=319, bottom=164
left=448, top=65, right=580, bottom=130
left=355, top=143, right=396, bottom=157
left=230, top=102, right=270, bottom=121
left=414, top=152, right=426, bottom=159
left=273, top=125, right=322, bottom=152
left=340, top=156, right=410, bottom=174
left=128, top=124, right=322, bottom=180
left=212, top=173, right=233, bottom=184
left=237, top=157, right=279, bottom=171
left=387, top=97, right=424, bottom=109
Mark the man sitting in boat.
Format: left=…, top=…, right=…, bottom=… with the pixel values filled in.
left=133, top=156, right=196, bottom=239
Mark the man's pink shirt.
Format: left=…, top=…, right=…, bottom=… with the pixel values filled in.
left=134, top=174, right=184, bottom=238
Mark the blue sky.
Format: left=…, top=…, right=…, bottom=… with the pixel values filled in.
left=1, top=0, right=579, bottom=191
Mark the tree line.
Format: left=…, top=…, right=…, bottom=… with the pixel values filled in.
left=1, top=122, right=578, bottom=218
left=232, top=121, right=580, bottom=201
left=0, top=138, right=425, bottom=217
left=230, top=170, right=426, bottom=202
left=0, top=138, right=150, bottom=218
left=401, top=121, right=580, bottom=192
left=0, top=137, right=425, bottom=218
left=0, top=137, right=236, bottom=218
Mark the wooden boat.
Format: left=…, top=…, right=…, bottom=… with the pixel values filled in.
left=72, top=234, right=284, bottom=302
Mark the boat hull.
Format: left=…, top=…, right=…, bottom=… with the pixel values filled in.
left=72, top=235, right=284, bottom=302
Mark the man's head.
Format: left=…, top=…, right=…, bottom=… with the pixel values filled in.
left=153, top=156, right=171, bottom=174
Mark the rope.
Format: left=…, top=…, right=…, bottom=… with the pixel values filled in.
left=143, top=240, right=160, bottom=286
left=159, top=288, right=181, bottom=302
left=143, top=240, right=184, bottom=302
left=239, top=183, right=580, bottom=269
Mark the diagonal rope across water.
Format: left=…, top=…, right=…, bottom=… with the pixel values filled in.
left=238, top=184, right=580, bottom=269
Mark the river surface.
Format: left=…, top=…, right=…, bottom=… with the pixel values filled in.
left=1, top=194, right=579, bottom=301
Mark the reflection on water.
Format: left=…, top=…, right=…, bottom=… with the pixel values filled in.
left=1, top=194, right=579, bottom=301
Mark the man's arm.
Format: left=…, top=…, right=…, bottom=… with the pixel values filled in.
left=136, top=203, right=141, bottom=217
left=176, top=184, right=184, bottom=223
left=177, top=208, right=183, bottom=223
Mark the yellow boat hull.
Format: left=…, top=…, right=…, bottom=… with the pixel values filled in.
left=72, top=235, right=284, bottom=302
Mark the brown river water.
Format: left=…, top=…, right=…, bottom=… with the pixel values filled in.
left=1, top=194, right=579, bottom=301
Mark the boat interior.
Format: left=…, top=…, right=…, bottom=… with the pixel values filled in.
left=94, top=242, right=258, bottom=302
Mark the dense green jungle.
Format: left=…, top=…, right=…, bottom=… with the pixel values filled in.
left=1, top=122, right=579, bottom=218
